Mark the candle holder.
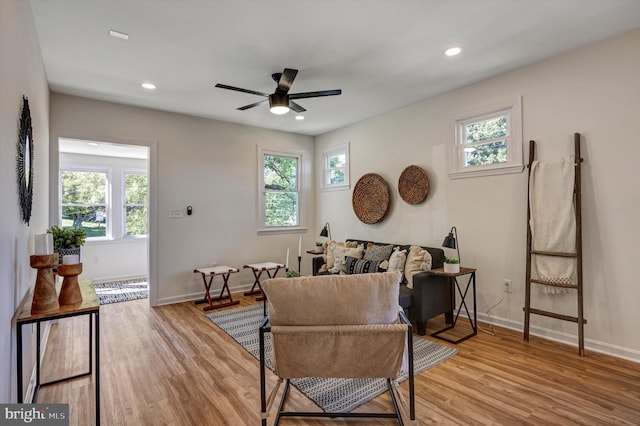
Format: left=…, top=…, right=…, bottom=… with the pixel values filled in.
left=30, top=254, right=60, bottom=314
left=57, top=263, right=83, bottom=305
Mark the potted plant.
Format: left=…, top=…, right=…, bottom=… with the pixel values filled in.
left=47, top=225, right=86, bottom=264
left=286, top=270, right=301, bottom=278
left=444, top=257, right=460, bottom=274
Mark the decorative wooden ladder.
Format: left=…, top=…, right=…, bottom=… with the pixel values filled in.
left=523, top=133, right=586, bottom=356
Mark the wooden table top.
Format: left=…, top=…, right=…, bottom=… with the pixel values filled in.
left=15, top=279, right=99, bottom=324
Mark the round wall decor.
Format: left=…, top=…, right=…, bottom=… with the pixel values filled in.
left=352, top=173, right=390, bottom=224
left=17, top=96, right=34, bottom=225
left=398, top=165, right=429, bottom=205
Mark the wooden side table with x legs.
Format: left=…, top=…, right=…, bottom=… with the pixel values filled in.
left=243, top=262, right=284, bottom=316
left=193, top=265, right=240, bottom=311
left=429, top=266, right=477, bottom=344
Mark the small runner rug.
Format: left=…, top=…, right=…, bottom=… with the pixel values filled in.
left=206, top=304, right=457, bottom=412
left=94, top=278, right=148, bottom=305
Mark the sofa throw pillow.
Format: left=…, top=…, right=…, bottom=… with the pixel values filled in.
left=329, top=244, right=364, bottom=273
left=345, top=256, right=383, bottom=275
left=404, top=245, right=432, bottom=288
left=364, top=244, right=394, bottom=262
left=388, top=247, right=407, bottom=276
left=325, top=241, right=358, bottom=270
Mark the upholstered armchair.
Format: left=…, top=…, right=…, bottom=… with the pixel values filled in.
left=259, top=272, right=415, bottom=425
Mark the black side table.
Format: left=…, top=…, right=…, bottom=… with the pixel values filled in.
left=429, top=267, right=477, bottom=344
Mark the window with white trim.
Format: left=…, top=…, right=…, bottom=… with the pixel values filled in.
left=259, top=148, right=302, bottom=230
left=60, top=168, right=110, bottom=239
left=321, top=143, right=350, bottom=191
left=450, top=97, right=523, bottom=179
left=123, top=171, right=148, bottom=237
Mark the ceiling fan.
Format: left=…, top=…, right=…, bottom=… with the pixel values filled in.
left=215, top=68, right=341, bottom=115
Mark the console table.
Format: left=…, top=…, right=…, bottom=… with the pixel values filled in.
left=15, top=280, right=100, bottom=425
left=429, top=267, right=477, bottom=344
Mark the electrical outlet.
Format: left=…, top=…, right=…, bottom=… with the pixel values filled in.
left=503, top=279, right=513, bottom=293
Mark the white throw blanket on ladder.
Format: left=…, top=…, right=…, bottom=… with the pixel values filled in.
left=529, top=156, right=576, bottom=294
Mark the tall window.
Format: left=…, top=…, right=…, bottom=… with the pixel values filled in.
left=60, top=169, right=109, bottom=238
left=124, top=172, right=148, bottom=236
left=450, top=97, right=523, bottom=179
left=259, top=149, right=301, bottom=229
left=321, top=143, right=350, bottom=191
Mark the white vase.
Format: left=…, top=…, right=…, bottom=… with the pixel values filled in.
left=444, top=263, right=460, bottom=274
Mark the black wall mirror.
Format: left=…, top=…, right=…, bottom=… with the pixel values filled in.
left=17, top=96, right=34, bottom=225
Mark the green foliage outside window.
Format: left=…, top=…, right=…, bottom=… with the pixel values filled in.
left=328, top=154, right=345, bottom=184
left=464, top=115, right=508, bottom=166
left=61, top=170, right=107, bottom=237
left=264, top=155, right=298, bottom=227
left=125, top=173, right=148, bottom=236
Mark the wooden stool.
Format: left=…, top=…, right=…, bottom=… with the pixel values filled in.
left=193, top=266, right=240, bottom=311
left=243, top=262, right=284, bottom=316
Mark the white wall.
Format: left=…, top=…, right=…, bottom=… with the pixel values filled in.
left=50, top=94, right=315, bottom=305
left=316, top=29, right=640, bottom=361
left=0, top=0, right=50, bottom=402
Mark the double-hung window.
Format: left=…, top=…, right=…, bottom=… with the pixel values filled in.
left=123, top=171, right=148, bottom=237
left=450, top=97, right=523, bottom=179
left=321, top=143, right=350, bottom=191
left=60, top=168, right=110, bottom=238
left=259, top=148, right=302, bottom=230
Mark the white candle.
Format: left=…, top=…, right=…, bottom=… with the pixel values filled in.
left=298, top=236, right=302, bottom=257
left=34, top=233, right=53, bottom=255
left=62, top=254, right=80, bottom=265
left=286, top=248, right=289, bottom=270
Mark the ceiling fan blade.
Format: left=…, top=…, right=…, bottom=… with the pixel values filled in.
left=237, top=99, right=268, bottom=110
left=215, top=83, right=269, bottom=97
left=289, top=89, right=342, bottom=100
left=289, top=101, right=306, bottom=113
left=277, top=68, right=298, bottom=93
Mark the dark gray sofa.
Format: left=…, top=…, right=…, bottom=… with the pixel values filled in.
left=312, top=238, right=454, bottom=335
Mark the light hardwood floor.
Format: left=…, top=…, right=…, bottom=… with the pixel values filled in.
left=37, top=294, right=640, bottom=425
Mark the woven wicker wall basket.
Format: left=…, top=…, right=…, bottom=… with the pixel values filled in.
left=398, top=165, right=430, bottom=205
left=352, top=173, right=390, bottom=224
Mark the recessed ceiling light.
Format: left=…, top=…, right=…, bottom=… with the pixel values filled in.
left=295, top=115, right=305, bottom=121
left=141, top=82, right=156, bottom=90
left=109, top=30, right=129, bottom=40
left=444, top=46, right=462, bottom=57
left=87, top=142, right=99, bottom=146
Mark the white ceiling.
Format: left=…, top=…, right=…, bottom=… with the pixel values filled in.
left=30, top=1, right=640, bottom=136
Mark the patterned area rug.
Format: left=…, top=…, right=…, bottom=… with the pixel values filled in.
left=94, top=278, right=148, bottom=305
left=207, top=304, right=457, bottom=413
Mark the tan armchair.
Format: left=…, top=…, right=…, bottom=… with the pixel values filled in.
left=259, top=271, right=415, bottom=425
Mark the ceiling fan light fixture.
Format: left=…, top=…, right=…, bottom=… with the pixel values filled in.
left=269, top=93, right=289, bottom=115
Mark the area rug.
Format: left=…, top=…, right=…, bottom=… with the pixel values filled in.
left=206, top=304, right=457, bottom=412
left=94, top=278, right=148, bottom=305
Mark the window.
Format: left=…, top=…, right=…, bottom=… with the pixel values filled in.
left=60, top=168, right=110, bottom=238
left=123, top=172, right=148, bottom=236
left=449, top=97, right=523, bottom=179
left=259, top=148, right=302, bottom=230
left=321, top=143, right=350, bottom=191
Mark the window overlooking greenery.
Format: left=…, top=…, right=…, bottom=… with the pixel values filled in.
left=60, top=170, right=108, bottom=238
left=261, top=152, right=300, bottom=228
left=450, top=97, right=523, bottom=179
left=124, top=172, right=148, bottom=236
left=321, top=143, right=350, bottom=191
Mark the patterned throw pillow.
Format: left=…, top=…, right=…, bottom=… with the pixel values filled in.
left=364, top=244, right=394, bottom=262
left=345, top=256, right=383, bottom=275
left=329, top=245, right=365, bottom=273
left=325, top=241, right=358, bottom=269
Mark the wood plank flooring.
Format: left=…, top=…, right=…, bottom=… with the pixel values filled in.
left=37, top=293, right=640, bottom=425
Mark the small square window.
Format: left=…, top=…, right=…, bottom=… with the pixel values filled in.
left=450, top=97, right=523, bottom=179
left=321, top=143, right=350, bottom=191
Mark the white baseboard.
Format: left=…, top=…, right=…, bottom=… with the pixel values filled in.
left=154, top=283, right=253, bottom=306
left=93, top=274, right=147, bottom=283
left=476, top=311, right=640, bottom=363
